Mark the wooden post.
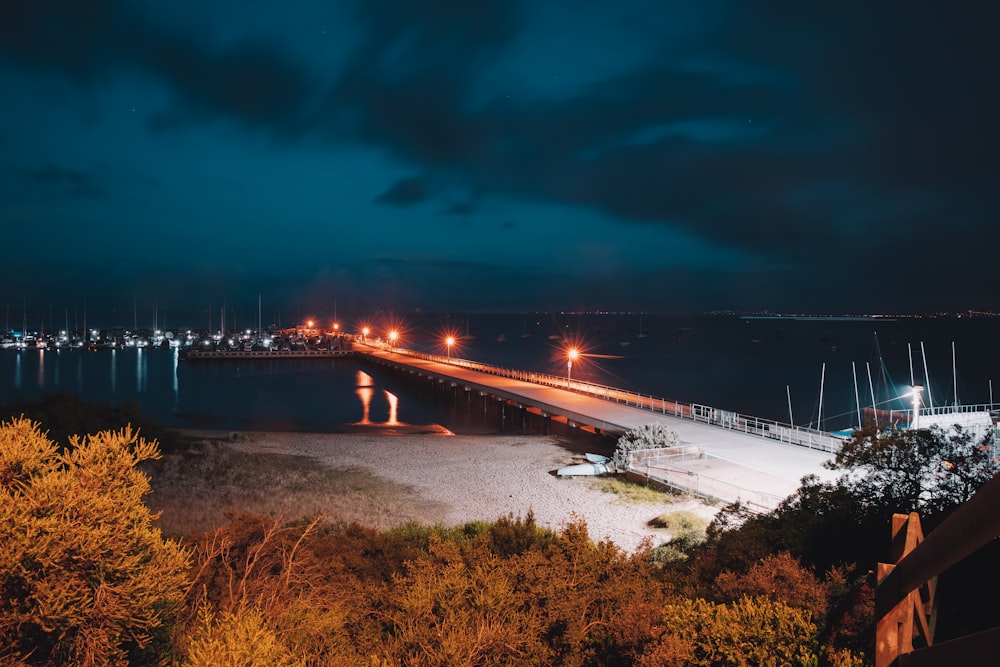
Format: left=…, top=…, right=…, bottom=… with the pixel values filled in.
left=876, top=512, right=937, bottom=667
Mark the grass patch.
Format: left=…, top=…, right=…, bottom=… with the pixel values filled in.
left=647, top=510, right=708, bottom=533
left=591, top=476, right=678, bottom=503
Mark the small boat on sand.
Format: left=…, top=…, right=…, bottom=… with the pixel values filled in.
left=557, top=453, right=613, bottom=477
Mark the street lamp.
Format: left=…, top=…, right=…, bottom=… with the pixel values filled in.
left=388, top=329, right=399, bottom=350
left=567, top=347, right=579, bottom=387
left=911, top=384, right=923, bottom=430
left=361, top=326, right=370, bottom=342
left=445, top=335, right=455, bottom=360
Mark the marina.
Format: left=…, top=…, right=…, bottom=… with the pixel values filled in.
left=3, top=312, right=1000, bottom=436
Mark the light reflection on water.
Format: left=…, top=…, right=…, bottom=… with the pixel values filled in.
left=354, top=371, right=401, bottom=427
left=4, top=313, right=998, bottom=432
left=0, top=349, right=441, bottom=433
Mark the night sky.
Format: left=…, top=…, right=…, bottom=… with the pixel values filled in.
left=2, top=1, right=998, bottom=327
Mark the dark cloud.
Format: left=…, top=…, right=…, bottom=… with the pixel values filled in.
left=19, top=163, right=106, bottom=198
left=0, top=0, right=315, bottom=135
left=375, top=176, right=427, bottom=207
left=0, top=0, right=997, bottom=314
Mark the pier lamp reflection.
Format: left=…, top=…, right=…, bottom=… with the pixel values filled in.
left=354, top=370, right=400, bottom=426
left=567, top=347, right=580, bottom=387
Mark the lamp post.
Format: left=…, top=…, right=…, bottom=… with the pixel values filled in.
left=388, top=329, right=399, bottom=351
left=445, top=335, right=455, bottom=360
left=912, top=384, right=923, bottom=430
left=361, top=326, right=370, bottom=343
left=567, top=347, right=579, bottom=388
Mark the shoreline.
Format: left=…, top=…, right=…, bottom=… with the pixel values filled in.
left=149, top=428, right=719, bottom=553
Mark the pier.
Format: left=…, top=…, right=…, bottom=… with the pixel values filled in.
left=355, top=342, right=842, bottom=510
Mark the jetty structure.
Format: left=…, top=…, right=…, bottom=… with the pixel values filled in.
left=348, top=339, right=846, bottom=511
left=179, top=333, right=997, bottom=512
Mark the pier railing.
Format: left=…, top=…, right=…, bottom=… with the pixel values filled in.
left=625, top=447, right=784, bottom=513
left=370, top=344, right=844, bottom=454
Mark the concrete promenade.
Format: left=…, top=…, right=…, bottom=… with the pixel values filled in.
left=358, top=346, right=841, bottom=502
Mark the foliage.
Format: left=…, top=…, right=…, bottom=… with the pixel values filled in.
left=182, top=603, right=305, bottom=667
left=636, top=595, right=820, bottom=666
left=0, top=417, right=190, bottom=666
left=183, top=513, right=365, bottom=665
left=593, top=476, right=675, bottom=503
left=827, top=422, right=999, bottom=515
left=648, top=511, right=709, bottom=566
left=612, top=423, right=679, bottom=471
left=713, top=552, right=829, bottom=621
left=648, top=510, right=707, bottom=533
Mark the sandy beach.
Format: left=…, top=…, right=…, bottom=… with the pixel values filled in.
left=148, top=429, right=719, bottom=553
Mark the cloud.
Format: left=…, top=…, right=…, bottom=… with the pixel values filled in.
left=19, top=162, right=106, bottom=198
left=1, top=1, right=997, bottom=312
left=374, top=176, right=427, bottom=207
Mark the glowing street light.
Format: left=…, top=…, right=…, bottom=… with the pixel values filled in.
left=567, top=347, right=580, bottom=387
left=361, top=326, right=370, bottom=341
left=445, top=335, right=455, bottom=360
left=911, top=384, right=923, bottom=430
left=388, top=329, right=399, bottom=350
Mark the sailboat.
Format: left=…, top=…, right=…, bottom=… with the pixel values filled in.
left=839, top=339, right=998, bottom=436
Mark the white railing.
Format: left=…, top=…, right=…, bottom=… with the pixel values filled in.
left=359, top=343, right=846, bottom=454
left=627, top=448, right=785, bottom=513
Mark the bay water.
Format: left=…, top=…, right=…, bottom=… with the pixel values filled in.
left=2, top=313, right=998, bottom=434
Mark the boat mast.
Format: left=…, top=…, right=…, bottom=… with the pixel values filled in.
left=952, top=341, right=958, bottom=407
left=908, top=343, right=915, bottom=386
left=853, top=362, right=862, bottom=428
left=920, top=341, right=934, bottom=409
left=786, top=385, right=794, bottom=426
left=817, top=362, right=825, bottom=431
left=867, top=362, right=878, bottom=428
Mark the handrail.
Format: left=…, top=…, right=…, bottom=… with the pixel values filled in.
left=876, top=473, right=1000, bottom=665
left=626, top=447, right=784, bottom=512
left=360, top=343, right=845, bottom=454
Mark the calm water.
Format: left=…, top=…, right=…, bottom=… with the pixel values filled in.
left=2, top=314, right=999, bottom=433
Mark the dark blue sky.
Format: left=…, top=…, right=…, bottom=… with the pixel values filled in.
left=2, top=0, right=998, bottom=327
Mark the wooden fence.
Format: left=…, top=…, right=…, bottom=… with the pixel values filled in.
left=876, top=473, right=1000, bottom=665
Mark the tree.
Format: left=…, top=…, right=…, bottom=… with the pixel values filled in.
left=613, top=423, right=680, bottom=471
left=828, top=422, right=999, bottom=515
left=0, top=417, right=190, bottom=665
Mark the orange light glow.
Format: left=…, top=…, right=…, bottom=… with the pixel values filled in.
left=568, top=347, right=580, bottom=362
left=388, top=330, right=399, bottom=344
left=333, top=322, right=340, bottom=331
left=306, top=319, right=315, bottom=329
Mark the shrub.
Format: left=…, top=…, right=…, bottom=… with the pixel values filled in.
left=0, top=418, right=190, bottom=665
left=613, top=423, right=679, bottom=471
